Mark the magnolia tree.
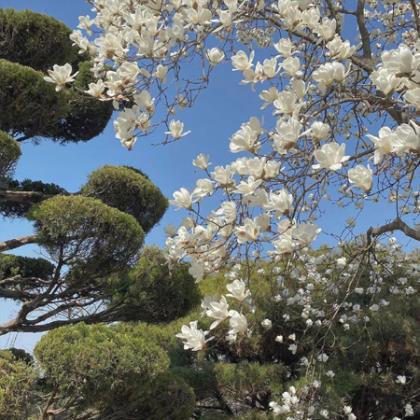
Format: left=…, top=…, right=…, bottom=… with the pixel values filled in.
left=45, top=0, right=420, bottom=417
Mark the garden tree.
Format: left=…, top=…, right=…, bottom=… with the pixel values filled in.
left=0, top=9, right=175, bottom=335
left=44, top=0, right=420, bottom=417
left=6, top=247, right=417, bottom=419
left=34, top=322, right=196, bottom=419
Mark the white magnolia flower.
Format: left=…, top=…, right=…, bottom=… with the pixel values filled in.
left=313, top=62, right=347, bottom=89
left=44, top=63, right=78, bottom=91
left=170, top=187, right=193, bottom=209
left=154, top=64, right=168, bottom=82
left=367, top=127, right=395, bottom=164
left=405, top=87, right=420, bottom=110
left=281, top=56, right=301, bottom=77
left=231, top=50, right=254, bottom=71
left=193, top=153, right=210, bottom=170
left=228, top=310, right=248, bottom=335
left=192, top=179, right=214, bottom=201
left=207, top=48, right=225, bottom=65
left=264, top=190, right=293, bottom=215
left=315, top=17, right=337, bottom=41
left=189, top=260, right=205, bottom=281
left=370, top=68, right=403, bottom=95
left=166, top=120, right=191, bottom=139
left=261, top=319, right=272, bottom=330
left=348, top=165, right=373, bottom=192
left=326, top=35, right=356, bottom=59
left=396, top=375, right=406, bottom=385
left=274, top=38, right=295, bottom=57
left=176, top=321, right=211, bottom=351
left=226, top=279, right=251, bottom=302
left=235, top=218, right=261, bottom=243
left=275, top=335, right=284, bottom=343
left=313, top=142, right=350, bottom=171
left=292, top=223, right=321, bottom=247
left=230, top=123, right=260, bottom=153
left=85, top=79, right=106, bottom=98
left=308, top=121, right=331, bottom=140
left=205, top=296, right=230, bottom=329
left=235, top=177, right=262, bottom=196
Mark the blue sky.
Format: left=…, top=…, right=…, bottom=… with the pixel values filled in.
left=0, top=0, right=412, bottom=351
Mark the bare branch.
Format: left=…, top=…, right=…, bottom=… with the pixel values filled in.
left=367, top=217, right=420, bottom=245
left=0, top=235, right=38, bottom=252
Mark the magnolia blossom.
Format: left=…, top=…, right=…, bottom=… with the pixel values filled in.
left=326, top=35, right=356, bottom=59
left=228, top=310, right=248, bottom=335
left=235, top=218, right=260, bottom=243
left=348, top=165, right=373, bottom=192
left=226, top=279, right=251, bottom=302
left=264, top=190, right=293, bottom=215
left=44, top=63, right=78, bottom=91
left=170, top=187, right=193, bottom=209
left=176, top=321, right=211, bottom=351
left=312, top=62, right=347, bottom=89
left=166, top=120, right=191, bottom=139
left=261, top=319, right=272, bottom=330
left=193, top=153, right=210, bottom=170
left=204, top=296, right=230, bottom=329
left=207, top=48, right=225, bottom=65
left=231, top=50, right=254, bottom=72
left=313, top=143, right=350, bottom=171
left=367, top=127, right=395, bottom=164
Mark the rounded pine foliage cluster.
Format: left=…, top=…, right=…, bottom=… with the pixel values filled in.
left=110, top=246, right=201, bottom=323
left=0, top=9, right=112, bottom=143
left=82, top=165, right=168, bottom=233
left=28, top=195, right=144, bottom=276
left=0, top=130, right=20, bottom=179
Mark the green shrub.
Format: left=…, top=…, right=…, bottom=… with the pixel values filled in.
left=29, top=195, right=144, bottom=278
left=82, top=166, right=168, bottom=233
left=110, top=246, right=200, bottom=322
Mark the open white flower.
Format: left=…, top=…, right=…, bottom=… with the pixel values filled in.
left=176, top=321, right=211, bottom=351
left=166, top=120, right=191, bottom=139
left=231, top=50, right=254, bottom=72
left=205, top=296, right=230, bottom=329
left=348, top=165, right=373, bottom=192
left=44, top=63, right=78, bottom=91
left=313, top=142, right=349, bottom=171
left=228, top=310, right=248, bottom=335
left=235, top=218, right=261, bottom=243
left=264, top=189, right=293, bottom=215
left=226, top=279, right=251, bottom=302
left=193, top=153, right=210, bottom=170
left=207, top=48, right=225, bottom=65
left=170, top=187, right=193, bottom=209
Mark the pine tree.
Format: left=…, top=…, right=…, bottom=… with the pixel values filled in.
left=0, top=9, right=172, bottom=334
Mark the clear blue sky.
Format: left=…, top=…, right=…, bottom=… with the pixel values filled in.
left=0, top=0, right=409, bottom=351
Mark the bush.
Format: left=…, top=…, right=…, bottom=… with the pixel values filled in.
left=29, top=195, right=144, bottom=278
left=35, top=323, right=169, bottom=414
left=110, top=246, right=201, bottom=322
left=0, top=9, right=81, bottom=71
left=0, top=351, right=36, bottom=419
left=82, top=166, right=168, bottom=233
left=0, top=130, right=20, bottom=179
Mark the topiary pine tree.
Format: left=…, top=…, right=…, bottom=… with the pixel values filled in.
left=0, top=9, right=175, bottom=335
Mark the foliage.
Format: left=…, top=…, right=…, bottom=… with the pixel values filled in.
left=29, top=195, right=144, bottom=277
left=109, top=246, right=201, bottom=322
left=0, top=59, right=112, bottom=142
left=0, top=8, right=81, bottom=71
left=0, top=130, right=20, bottom=180
left=0, top=350, right=36, bottom=419
left=0, top=254, right=54, bottom=280
left=35, top=323, right=169, bottom=416
left=81, top=165, right=168, bottom=233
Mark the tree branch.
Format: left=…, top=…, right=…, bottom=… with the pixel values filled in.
left=0, top=190, right=47, bottom=203
left=367, top=217, right=420, bottom=245
left=0, top=235, right=38, bottom=252
left=356, top=0, right=373, bottom=60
